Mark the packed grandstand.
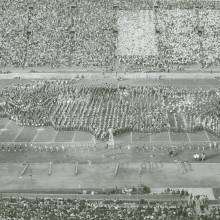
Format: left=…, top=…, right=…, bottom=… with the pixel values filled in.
left=0, top=0, right=220, bottom=72
left=1, top=0, right=220, bottom=219
left=0, top=198, right=195, bottom=220
left=0, top=193, right=217, bottom=220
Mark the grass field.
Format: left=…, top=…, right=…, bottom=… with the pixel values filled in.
left=1, top=162, right=220, bottom=191
left=0, top=78, right=219, bottom=194
left=0, top=118, right=220, bottom=165
left=0, top=120, right=93, bottom=144
left=0, top=77, right=219, bottom=91
left=0, top=119, right=219, bottom=145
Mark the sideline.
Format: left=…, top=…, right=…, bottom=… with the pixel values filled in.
left=0, top=71, right=219, bottom=80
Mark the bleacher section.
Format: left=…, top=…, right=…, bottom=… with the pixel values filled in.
left=0, top=0, right=220, bottom=71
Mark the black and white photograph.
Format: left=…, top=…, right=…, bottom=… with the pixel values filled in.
left=0, top=0, right=220, bottom=219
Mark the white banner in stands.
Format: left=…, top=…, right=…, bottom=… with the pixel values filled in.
left=117, top=10, right=158, bottom=56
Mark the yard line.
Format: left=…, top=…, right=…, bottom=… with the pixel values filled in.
left=72, top=131, right=76, bottom=142
left=37, top=128, right=45, bottom=131
left=186, top=132, right=191, bottom=144
left=0, top=120, right=16, bottom=139
left=4, top=120, right=12, bottom=129
left=52, top=131, right=59, bottom=143
left=149, top=133, right=151, bottom=144
left=13, top=127, right=24, bottom=142
left=203, top=130, right=211, bottom=143
left=6, top=120, right=12, bottom=127
left=32, top=129, right=41, bottom=143
left=168, top=131, right=172, bottom=145
left=0, top=120, right=11, bottom=135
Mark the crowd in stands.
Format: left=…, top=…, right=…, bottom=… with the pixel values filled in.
left=0, top=0, right=115, bottom=69
left=158, top=8, right=220, bottom=68
left=0, top=194, right=212, bottom=220
left=0, top=0, right=220, bottom=71
left=0, top=80, right=219, bottom=140
left=0, top=192, right=219, bottom=220
left=199, top=10, right=220, bottom=68
left=119, top=6, right=220, bottom=72
left=157, top=9, right=199, bottom=67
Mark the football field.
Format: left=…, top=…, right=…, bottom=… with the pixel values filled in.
left=1, top=162, right=220, bottom=191
left=0, top=118, right=219, bottom=146
left=1, top=118, right=220, bottom=192
left=0, top=119, right=94, bottom=145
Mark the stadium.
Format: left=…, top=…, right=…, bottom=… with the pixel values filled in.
left=0, top=0, right=220, bottom=219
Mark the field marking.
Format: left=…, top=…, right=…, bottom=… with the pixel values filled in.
left=52, top=131, right=59, bottom=143
left=168, top=131, right=172, bottom=145
left=186, top=132, right=191, bottom=143
left=0, top=120, right=17, bottom=139
left=53, top=131, right=60, bottom=142
left=149, top=133, right=151, bottom=144
left=0, top=140, right=218, bottom=145
left=37, top=128, right=45, bottom=131
left=204, top=130, right=211, bottom=143
left=53, top=131, right=76, bottom=143
left=0, top=120, right=11, bottom=136
left=13, top=127, right=25, bottom=142
left=32, top=129, right=41, bottom=143
left=72, top=131, right=76, bottom=142
left=2, top=163, right=220, bottom=190
left=4, top=120, right=12, bottom=129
